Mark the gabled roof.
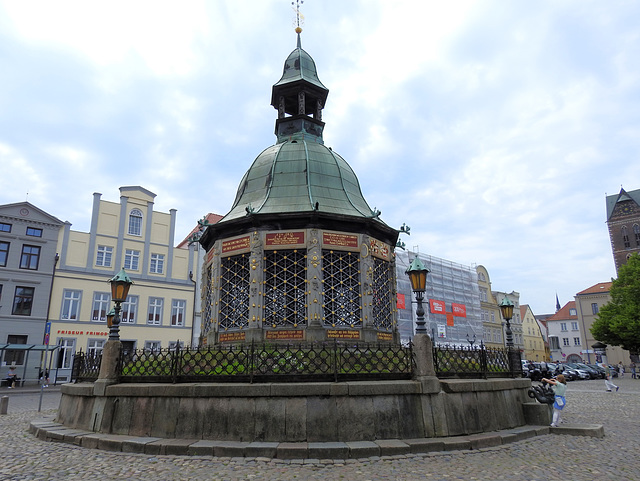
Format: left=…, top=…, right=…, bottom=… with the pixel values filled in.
left=576, top=282, right=612, bottom=296
left=606, top=187, right=640, bottom=220
left=0, top=201, right=64, bottom=226
left=545, top=301, right=577, bottom=321
left=177, top=213, right=223, bottom=248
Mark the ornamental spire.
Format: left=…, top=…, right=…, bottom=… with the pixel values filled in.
left=292, top=0, right=304, bottom=34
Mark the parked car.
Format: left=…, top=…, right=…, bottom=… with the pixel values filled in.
left=574, top=363, right=601, bottom=379
left=586, top=364, right=607, bottom=379
left=565, top=363, right=591, bottom=380
left=554, top=363, right=578, bottom=381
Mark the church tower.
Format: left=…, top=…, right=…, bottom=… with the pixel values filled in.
left=606, top=187, right=640, bottom=273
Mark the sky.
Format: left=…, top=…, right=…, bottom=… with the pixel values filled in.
left=1, top=0, right=638, bottom=316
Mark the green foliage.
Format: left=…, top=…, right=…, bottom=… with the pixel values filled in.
left=591, top=253, right=640, bottom=353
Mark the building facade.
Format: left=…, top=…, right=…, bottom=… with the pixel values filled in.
left=521, top=304, right=546, bottom=361
left=546, top=301, right=584, bottom=363
left=0, top=202, right=64, bottom=381
left=396, top=250, right=482, bottom=346
left=574, top=282, right=630, bottom=365
left=476, top=265, right=503, bottom=348
left=49, top=187, right=197, bottom=382
left=492, top=290, right=524, bottom=351
left=606, top=187, right=640, bottom=273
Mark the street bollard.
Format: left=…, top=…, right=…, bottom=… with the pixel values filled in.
left=0, top=396, right=8, bottom=415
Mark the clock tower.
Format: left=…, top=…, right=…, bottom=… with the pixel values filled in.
left=606, top=187, right=640, bottom=273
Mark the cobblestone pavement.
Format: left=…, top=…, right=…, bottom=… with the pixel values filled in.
left=1, top=378, right=639, bottom=480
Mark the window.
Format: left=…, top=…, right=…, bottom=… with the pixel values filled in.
left=26, top=227, right=42, bottom=237
left=12, top=286, right=34, bottom=316
left=61, top=290, right=82, bottom=320
left=560, top=322, right=567, bottom=331
left=87, top=339, right=105, bottom=357
left=571, top=321, right=579, bottom=330
left=622, top=226, right=630, bottom=248
left=128, top=209, right=143, bottom=236
left=479, top=288, right=488, bottom=302
left=124, top=249, right=140, bottom=270
left=150, top=253, right=165, bottom=274
left=569, top=308, right=577, bottom=316
left=549, top=337, right=560, bottom=350
left=491, top=312, right=495, bottom=322
left=92, top=292, right=110, bottom=322
left=144, top=341, right=161, bottom=353
left=171, top=299, right=186, bottom=326
left=478, top=272, right=486, bottom=281
left=591, top=303, right=599, bottom=315
left=121, top=296, right=137, bottom=323
left=0, top=241, right=8, bottom=267
left=56, top=339, right=75, bottom=369
left=634, top=224, right=640, bottom=246
left=4, top=335, right=28, bottom=365
left=20, top=245, right=40, bottom=270
left=0, top=222, right=11, bottom=232
left=148, top=297, right=163, bottom=325
left=573, top=337, right=581, bottom=346
left=96, top=245, right=113, bottom=267
left=562, top=338, right=570, bottom=347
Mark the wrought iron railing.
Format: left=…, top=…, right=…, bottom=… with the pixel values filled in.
left=433, top=344, right=523, bottom=379
left=71, top=350, right=102, bottom=382
left=117, top=341, right=414, bottom=383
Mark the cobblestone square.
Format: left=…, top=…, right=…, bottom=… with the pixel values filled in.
left=1, top=378, right=639, bottom=480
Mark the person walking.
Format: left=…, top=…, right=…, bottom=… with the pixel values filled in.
left=542, top=374, right=567, bottom=427
left=630, top=361, right=637, bottom=379
left=618, top=361, right=625, bottom=378
left=602, top=363, right=619, bottom=392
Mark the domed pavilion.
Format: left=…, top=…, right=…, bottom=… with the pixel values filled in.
left=199, top=33, right=400, bottom=345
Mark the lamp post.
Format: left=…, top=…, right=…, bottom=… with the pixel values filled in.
left=466, top=333, right=476, bottom=348
left=406, top=256, right=430, bottom=335
left=499, top=295, right=515, bottom=348
left=108, top=268, right=133, bottom=341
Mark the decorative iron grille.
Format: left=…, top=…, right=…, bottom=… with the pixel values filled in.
left=202, top=265, right=214, bottom=336
left=117, top=342, right=413, bottom=383
left=321, top=250, right=361, bottom=328
left=71, top=349, right=102, bottom=382
left=433, top=344, right=523, bottom=379
left=219, top=253, right=250, bottom=331
left=371, top=257, right=394, bottom=331
left=263, top=249, right=307, bottom=328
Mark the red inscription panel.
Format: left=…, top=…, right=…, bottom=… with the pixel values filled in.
left=323, top=232, right=359, bottom=247
left=265, top=231, right=305, bottom=246
left=222, top=236, right=250, bottom=253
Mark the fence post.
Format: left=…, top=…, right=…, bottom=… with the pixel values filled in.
left=172, top=342, right=180, bottom=384
left=413, top=333, right=436, bottom=377
left=333, top=339, right=338, bottom=383
left=94, top=340, right=122, bottom=396
left=250, top=341, right=255, bottom=384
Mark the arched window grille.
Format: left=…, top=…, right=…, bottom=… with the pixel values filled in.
left=263, top=249, right=307, bottom=328
left=218, top=253, right=250, bottom=331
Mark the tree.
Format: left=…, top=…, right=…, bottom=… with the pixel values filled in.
left=591, top=253, right=640, bottom=355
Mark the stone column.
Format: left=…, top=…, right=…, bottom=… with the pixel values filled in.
left=94, top=340, right=121, bottom=395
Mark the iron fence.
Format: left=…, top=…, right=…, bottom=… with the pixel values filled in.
left=433, top=344, right=523, bottom=379
left=71, top=349, right=102, bottom=382
left=117, top=341, right=414, bottom=383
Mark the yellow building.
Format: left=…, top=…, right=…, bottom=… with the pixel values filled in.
left=521, top=304, right=546, bottom=361
left=49, top=186, right=197, bottom=383
left=476, top=266, right=503, bottom=348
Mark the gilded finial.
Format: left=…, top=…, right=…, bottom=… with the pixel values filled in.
left=292, top=0, right=304, bottom=34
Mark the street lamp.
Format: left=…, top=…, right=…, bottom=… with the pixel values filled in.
left=466, top=333, right=476, bottom=348
left=108, top=268, right=133, bottom=341
left=406, top=256, right=430, bottom=335
left=499, top=295, right=515, bottom=348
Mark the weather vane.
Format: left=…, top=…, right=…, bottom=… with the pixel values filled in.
left=292, top=0, right=304, bottom=33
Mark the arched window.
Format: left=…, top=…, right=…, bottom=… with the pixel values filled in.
left=621, top=226, right=630, bottom=248
left=128, top=209, right=143, bottom=236
left=634, top=224, right=640, bottom=246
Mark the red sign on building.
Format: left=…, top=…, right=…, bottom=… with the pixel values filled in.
left=446, top=312, right=455, bottom=327
left=397, top=293, right=406, bottom=310
left=451, top=303, right=467, bottom=317
left=429, top=299, right=446, bottom=314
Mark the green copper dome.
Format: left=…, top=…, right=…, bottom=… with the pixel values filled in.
left=201, top=34, right=398, bottom=246
left=222, top=139, right=377, bottom=220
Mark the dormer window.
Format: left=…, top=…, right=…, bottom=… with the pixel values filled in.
left=128, top=209, right=143, bottom=236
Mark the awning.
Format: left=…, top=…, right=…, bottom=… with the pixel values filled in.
left=0, top=344, right=60, bottom=351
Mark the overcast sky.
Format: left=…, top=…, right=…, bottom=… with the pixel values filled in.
left=1, top=1, right=638, bottom=316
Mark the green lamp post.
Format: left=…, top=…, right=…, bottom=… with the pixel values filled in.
left=107, top=268, right=133, bottom=341
left=499, top=295, right=515, bottom=348
left=406, top=256, right=430, bottom=335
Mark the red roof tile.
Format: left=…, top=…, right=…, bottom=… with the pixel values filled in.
left=576, top=282, right=612, bottom=295
left=177, top=213, right=223, bottom=248
left=545, top=301, right=577, bottom=321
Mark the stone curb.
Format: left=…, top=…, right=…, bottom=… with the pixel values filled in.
left=28, top=419, right=605, bottom=460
